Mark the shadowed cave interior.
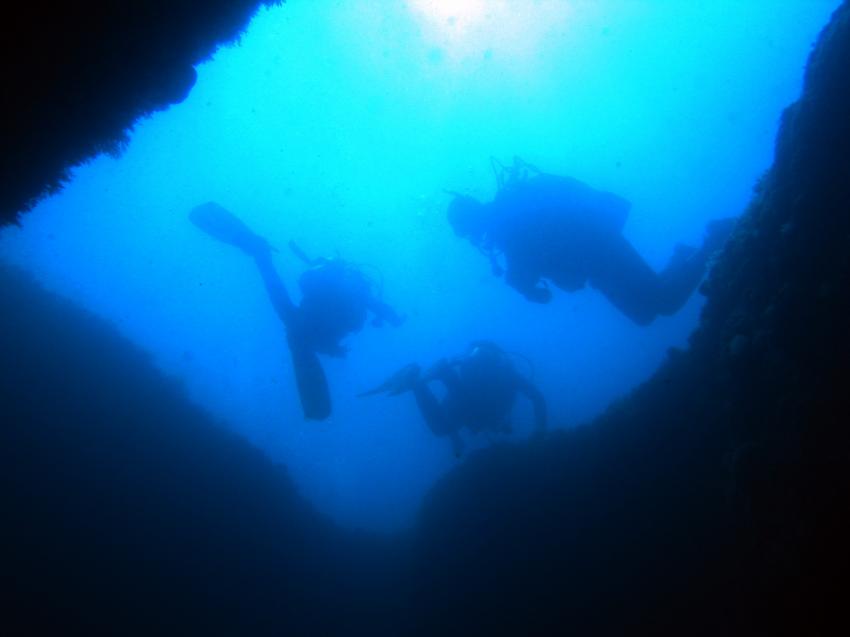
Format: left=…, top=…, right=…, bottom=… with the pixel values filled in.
left=2, top=2, right=849, bottom=634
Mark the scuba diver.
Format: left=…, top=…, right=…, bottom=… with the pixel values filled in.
left=359, top=341, right=546, bottom=457
left=190, top=202, right=404, bottom=421
left=447, top=157, right=736, bottom=325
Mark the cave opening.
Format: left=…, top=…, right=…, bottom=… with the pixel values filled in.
left=0, top=0, right=839, bottom=533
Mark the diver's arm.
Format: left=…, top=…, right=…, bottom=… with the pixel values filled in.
left=505, top=264, right=552, bottom=304
left=517, top=377, right=547, bottom=431
left=254, top=250, right=297, bottom=324
left=422, top=358, right=463, bottom=394
left=367, top=297, right=405, bottom=327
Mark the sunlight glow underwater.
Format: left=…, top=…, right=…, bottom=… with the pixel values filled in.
left=407, top=0, right=575, bottom=65
left=0, top=0, right=839, bottom=531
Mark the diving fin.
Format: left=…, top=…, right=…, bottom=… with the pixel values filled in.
left=357, top=363, right=421, bottom=398
left=190, top=202, right=273, bottom=255
left=288, top=240, right=319, bottom=266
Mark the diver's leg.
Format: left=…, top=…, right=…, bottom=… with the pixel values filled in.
left=253, top=250, right=297, bottom=325
left=254, top=252, right=331, bottom=418
left=653, top=217, right=735, bottom=316
left=589, top=229, right=729, bottom=324
left=653, top=247, right=711, bottom=317
left=287, top=335, right=332, bottom=420
left=586, top=235, right=666, bottom=325
left=654, top=218, right=735, bottom=316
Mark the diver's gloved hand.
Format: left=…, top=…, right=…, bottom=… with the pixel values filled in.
left=525, top=285, right=553, bottom=304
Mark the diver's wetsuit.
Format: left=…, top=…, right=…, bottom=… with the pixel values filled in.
left=254, top=249, right=404, bottom=420
left=190, top=200, right=404, bottom=420
left=254, top=250, right=403, bottom=356
left=480, top=173, right=732, bottom=325
left=396, top=344, right=546, bottom=456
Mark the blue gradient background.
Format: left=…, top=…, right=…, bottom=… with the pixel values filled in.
left=0, top=0, right=838, bottom=531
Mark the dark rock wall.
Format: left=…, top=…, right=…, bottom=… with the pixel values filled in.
left=0, top=264, right=407, bottom=634
left=1, top=1, right=848, bottom=635
left=0, top=1, right=275, bottom=226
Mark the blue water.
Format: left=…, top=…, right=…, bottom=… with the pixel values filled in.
left=0, top=0, right=838, bottom=531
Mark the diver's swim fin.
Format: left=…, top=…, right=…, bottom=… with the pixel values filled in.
left=190, top=202, right=273, bottom=255
left=288, top=339, right=332, bottom=420
left=357, top=363, right=421, bottom=398
left=288, top=240, right=319, bottom=266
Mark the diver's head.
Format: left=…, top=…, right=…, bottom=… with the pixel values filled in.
left=468, top=339, right=500, bottom=354
left=466, top=340, right=506, bottom=367
left=447, top=194, right=490, bottom=245
left=461, top=340, right=512, bottom=386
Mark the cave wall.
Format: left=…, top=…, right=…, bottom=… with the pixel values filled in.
left=1, top=1, right=849, bottom=635
left=0, top=1, right=275, bottom=226
left=0, top=264, right=407, bottom=634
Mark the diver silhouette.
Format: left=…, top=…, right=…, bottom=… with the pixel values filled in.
left=447, top=157, right=736, bottom=325
left=190, top=202, right=404, bottom=420
left=359, top=341, right=546, bottom=457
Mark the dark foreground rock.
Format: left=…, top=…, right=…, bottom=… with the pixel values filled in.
left=2, top=1, right=849, bottom=635
left=0, top=0, right=275, bottom=226
left=0, top=265, right=408, bottom=634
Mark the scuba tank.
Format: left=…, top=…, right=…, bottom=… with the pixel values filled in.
left=482, top=156, right=546, bottom=277
left=289, top=241, right=376, bottom=303
left=461, top=341, right=515, bottom=386
left=490, top=155, right=543, bottom=190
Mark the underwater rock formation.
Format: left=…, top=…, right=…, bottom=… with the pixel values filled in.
left=0, top=264, right=405, bottom=634
left=1, top=1, right=848, bottom=635
left=411, top=2, right=850, bottom=634
left=0, top=0, right=274, bottom=226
